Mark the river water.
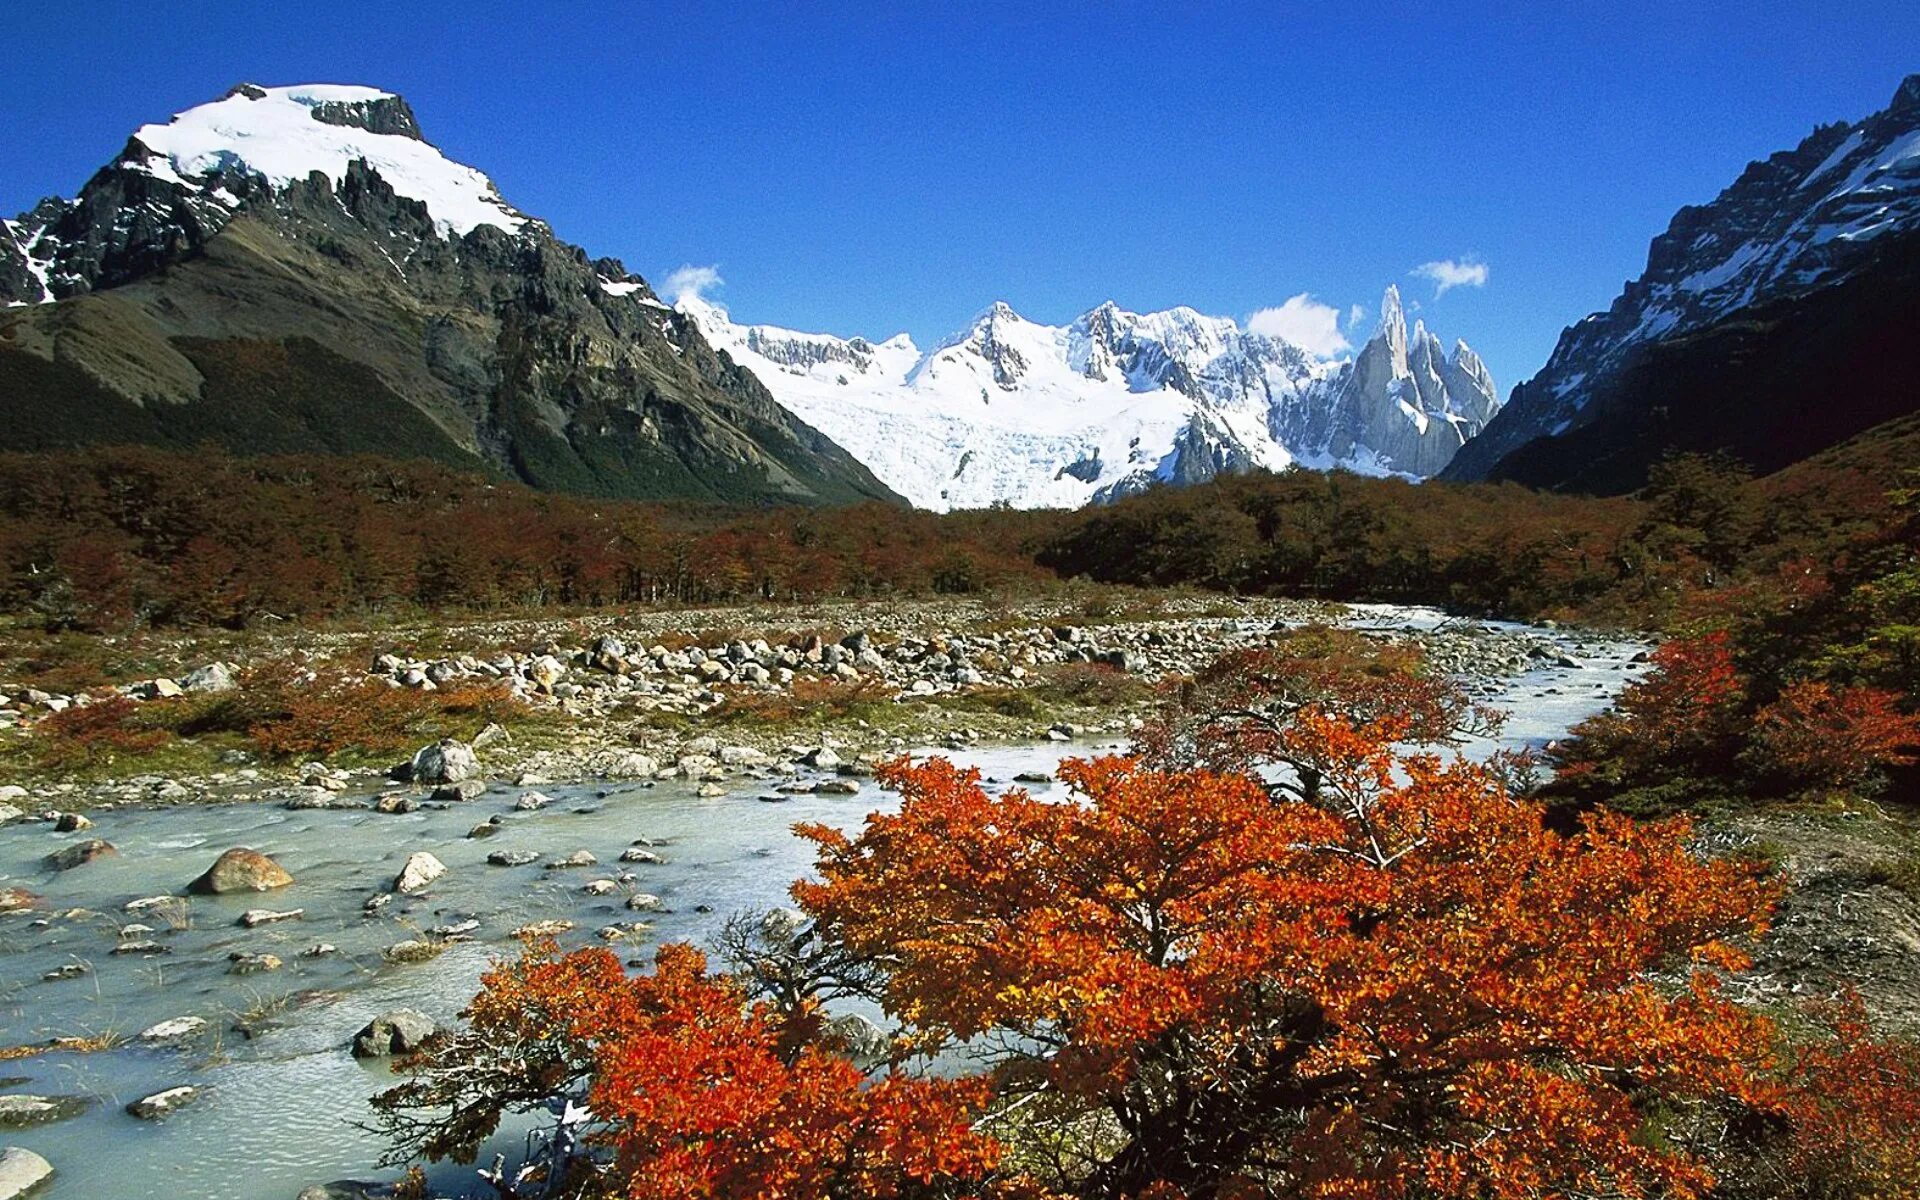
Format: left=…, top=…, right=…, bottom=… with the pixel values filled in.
left=0, top=609, right=1648, bottom=1200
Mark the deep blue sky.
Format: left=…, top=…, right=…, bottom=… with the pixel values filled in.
left=5, top=2, right=1918, bottom=391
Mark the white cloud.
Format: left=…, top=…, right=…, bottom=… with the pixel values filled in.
left=1410, top=257, right=1489, bottom=297
left=1347, top=303, right=1367, bottom=328
left=1246, top=293, right=1351, bottom=358
left=662, top=263, right=723, bottom=304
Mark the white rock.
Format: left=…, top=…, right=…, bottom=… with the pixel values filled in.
left=0, top=1147, right=53, bottom=1199
left=138, top=1016, right=208, bottom=1044
left=126, top=1085, right=200, bottom=1119
left=394, top=852, right=447, bottom=895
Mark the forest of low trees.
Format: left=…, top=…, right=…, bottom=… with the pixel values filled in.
left=0, top=433, right=1904, bottom=633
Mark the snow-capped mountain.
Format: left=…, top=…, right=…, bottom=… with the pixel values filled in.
left=684, top=284, right=1499, bottom=510
left=1447, top=73, right=1920, bottom=487
left=0, top=84, right=896, bottom=506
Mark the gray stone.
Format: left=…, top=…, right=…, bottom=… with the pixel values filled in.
left=408, top=739, right=477, bottom=785
left=394, top=852, right=447, bottom=895
left=43, top=839, right=115, bottom=872
left=137, top=1016, right=207, bottom=1044
left=351, top=1009, right=438, bottom=1058
left=238, top=908, right=302, bottom=928
left=181, top=662, right=237, bottom=694
left=0, top=1095, right=88, bottom=1129
left=486, top=849, right=539, bottom=867
left=126, top=1085, right=200, bottom=1119
left=0, top=1147, right=53, bottom=1200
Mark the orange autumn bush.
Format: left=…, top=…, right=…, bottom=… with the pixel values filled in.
left=381, top=658, right=1920, bottom=1199
left=798, top=731, right=1779, bottom=1199
left=375, top=941, right=1025, bottom=1200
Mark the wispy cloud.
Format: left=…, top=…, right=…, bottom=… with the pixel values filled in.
left=1247, top=293, right=1351, bottom=358
left=663, top=263, right=723, bottom=304
left=1410, top=257, right=1489, bottom=297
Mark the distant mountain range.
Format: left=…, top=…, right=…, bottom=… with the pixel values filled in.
left=684, top=284, right=1498, bottom=510
left=1446, top=73, right=1920, bottom=491
left=5, top=75, right=1917, bottom=508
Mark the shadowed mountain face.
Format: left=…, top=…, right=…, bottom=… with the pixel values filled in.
left=1446, top=74, right=1920, bottom=492
left=0, top=83, right=900, bottom=506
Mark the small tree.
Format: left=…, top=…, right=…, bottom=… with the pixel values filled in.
left=372, top=941, right=1014, bottom=1200
left=799, top=733, right=1779, bottom=1199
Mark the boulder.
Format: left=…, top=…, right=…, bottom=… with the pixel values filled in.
left=189, top=848, right=293, bottom=894
left=393, top=852, right=447, bottom=895
left=51, top=812, right=90, bottom=832
left=238, top=908, right=302, bottom=928
left=227, top=951, right=282, bottom=975
left=800, top=745, right=840, bottom=770
left=43, top=839, right=115, bottom=871
left=0, top=1147, right=53, bottom=1200
left=431, top=779, right=486, bottom=802
left=0, top=888, right=37, bottom=913
left=0, top=805, right=21, bottom=826
left=823, top=1013, right=892, bottom=1059
left=137, top=1016, right=207, bottom=1044
left=180, top=663, right=237, bottom=694
left=351, top=1010, right=438, bottom=1058
left=545, top=850, right=596, bottom=869
left=0, top=1095, right=88, bottom=1129
left=408, top=739, right=477, bottom=785
left=126, top=1086, right=200, bottom=1120
left=486, top=849, right=539, bottom=867
left=136, top=678, right=184, bottom=700
left=528, top=655, right=567, bottom=692
left=372, top=794, right=415, bottom=815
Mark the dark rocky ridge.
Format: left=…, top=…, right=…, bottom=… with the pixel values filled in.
left=1447, top=73, right=1920, bottom=490
left=0, top=84, right=900, bottom=506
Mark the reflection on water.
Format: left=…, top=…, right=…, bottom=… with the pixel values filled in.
left=0, top=610, right=1646, bottom=1199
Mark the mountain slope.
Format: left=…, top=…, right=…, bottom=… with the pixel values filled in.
left=684, top=284, right=1499, bottom=510
left=0, top=84, right=899, bottom=506
left=1445, top=74, right=1920, bottom=491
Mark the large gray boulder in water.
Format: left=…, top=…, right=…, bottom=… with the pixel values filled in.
left=351, top=1009, right=439, bottom=1058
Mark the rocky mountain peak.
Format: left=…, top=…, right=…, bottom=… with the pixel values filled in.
left=0, top=84, right=900, bottom=508
left=1376, top=284, right=1409, bottom=366
left=1891, top=72, right=1920, bottom=119
left=1446, top=71, right=1920, bottom=484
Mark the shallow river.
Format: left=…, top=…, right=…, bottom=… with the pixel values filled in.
left=0, top=609, right=1647, bottom=1199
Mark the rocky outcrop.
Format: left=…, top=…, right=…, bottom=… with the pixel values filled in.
left=1447, top=74, right=1920, bottom=489
left=1277, top=286, right=1498, bottom=478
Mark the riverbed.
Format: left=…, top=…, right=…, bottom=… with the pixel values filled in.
left=0, top=609, right=1648, bottom=1200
